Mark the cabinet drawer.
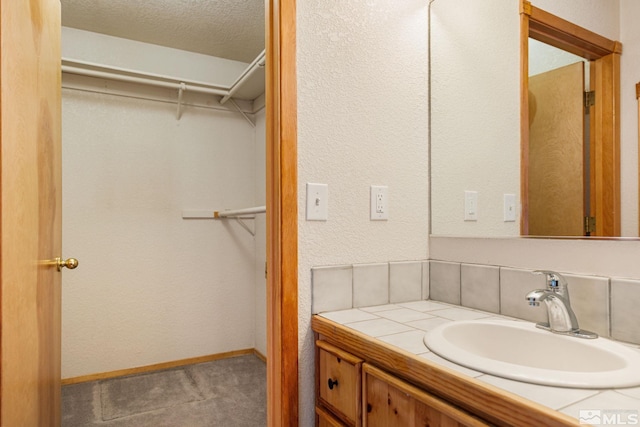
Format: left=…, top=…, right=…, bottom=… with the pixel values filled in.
left=316, top=405, right=349, bottom=427
left=317, top=340, right=363, bottom=426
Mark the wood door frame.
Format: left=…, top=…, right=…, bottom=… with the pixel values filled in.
left=520, top=0, right=621, bottom=236
left=266, top=0, right=298, bottom=425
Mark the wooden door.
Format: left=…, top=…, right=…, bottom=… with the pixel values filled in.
left=1, top=0, right=62, bottom=426
left=528, top=62, right=585, bottom=236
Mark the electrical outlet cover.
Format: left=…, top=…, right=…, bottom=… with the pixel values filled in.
left=370, top=185, right=388, bottom=220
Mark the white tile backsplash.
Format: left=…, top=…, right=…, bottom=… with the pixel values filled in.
left=461, top=263, right=500, bottom=313
left=564, top=274, right=610, bottom=337
left=499, top=267, right=548, bottom=324
left=389, top=261, right=423, bottom=303
left=430, top=261, right=461, bottom=304
left=422, top=261, right=430, bottom=300
left=353, top=263, right=389, bottom=308
left=311, top=260, right=640, bottom=345
left=311, top=265, right=352, bottom=314
left=611, top=279, right=640, bottom=344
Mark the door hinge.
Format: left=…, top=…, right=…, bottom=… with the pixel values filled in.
left=584, top=216, right=596, bottom=234
left=584, top=91, right=595, bottom=109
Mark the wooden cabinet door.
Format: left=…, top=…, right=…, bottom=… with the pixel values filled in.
left=363, top=364, right=489, bottom=427
left=0, top=0, right=62, bottom=425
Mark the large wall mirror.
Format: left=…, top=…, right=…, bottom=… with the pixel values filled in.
left=430, top=0, right=639, bottom=238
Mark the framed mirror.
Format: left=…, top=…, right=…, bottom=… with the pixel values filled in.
left=430, top=0, right=637, bottom=238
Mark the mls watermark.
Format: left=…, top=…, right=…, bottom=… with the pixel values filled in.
left=579, top=409, right=639, bottom=425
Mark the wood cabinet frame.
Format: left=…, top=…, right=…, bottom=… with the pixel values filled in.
left=520, top=0, right=621, bottom=236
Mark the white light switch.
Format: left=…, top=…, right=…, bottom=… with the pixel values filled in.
left=464, top=191, right=478, bottom=221
left=306, top=183, right=328, bottom=221
left=504, top=194, right=516, bottom=222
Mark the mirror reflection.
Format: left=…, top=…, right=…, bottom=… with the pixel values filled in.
left=430, top=0, right=638, bottom=238
left=528, top=40, right=588, bottom=236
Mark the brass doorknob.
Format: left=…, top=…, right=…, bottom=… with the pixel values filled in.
left=56, top=257, right=79, bottom=271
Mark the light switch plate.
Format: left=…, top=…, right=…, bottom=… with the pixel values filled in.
left=464, top=191, right=478, bottom=221
left=504, top=194, right=516, bottom=222
left=306, top=183, right=328, bottom=221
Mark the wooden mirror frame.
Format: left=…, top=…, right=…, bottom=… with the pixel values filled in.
left=520, top=0, right=622, bottom=236
left=637, top=82, right=640, bottom=236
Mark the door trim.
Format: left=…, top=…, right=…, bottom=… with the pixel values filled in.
left=266, top=0, right=299, bottom=425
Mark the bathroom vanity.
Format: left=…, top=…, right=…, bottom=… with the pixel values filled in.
left=312, top=302, right=640, bottom=427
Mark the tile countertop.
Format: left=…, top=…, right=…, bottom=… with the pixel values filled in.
left=318, top=300, right=640, bottom=427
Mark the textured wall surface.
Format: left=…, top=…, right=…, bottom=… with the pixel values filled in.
left=61, top=89, right=258, bottom=378
left=534, top=0, right=619, bottom=41
left=430, top=0, right=521, bottom=236
left=297, top=1, right=430, bottom=424
left=619, top=0, right=640, bottom=236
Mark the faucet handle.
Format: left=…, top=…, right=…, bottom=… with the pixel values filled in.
left=533, top=270, right=570, bottom=299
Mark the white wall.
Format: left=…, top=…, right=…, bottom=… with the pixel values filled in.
left=61, top=31, right=263, bottom=379
left=529, top=39, right=587, bottom=79
left=430, top=0, right=521, bottom=236
left=534, top=0, right=619, bottom=41
left=297, top=1, right=430, bottom=424
left=619, top=0, right=640, bottom=236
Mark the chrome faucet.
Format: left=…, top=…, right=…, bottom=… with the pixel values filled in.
left=525, top=270, right=597, bottom=339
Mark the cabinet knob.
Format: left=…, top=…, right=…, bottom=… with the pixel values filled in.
left=328, top=378, right=339, bottom=390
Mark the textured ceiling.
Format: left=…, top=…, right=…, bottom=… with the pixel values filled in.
left=61, top=0, right=265, bottom=63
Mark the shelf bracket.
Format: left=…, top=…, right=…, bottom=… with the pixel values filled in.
left=234, top=217, right=256, bottom=236
left=229, top=98, right=255, bottom=128
left=176, top=82, right=186, bottom=120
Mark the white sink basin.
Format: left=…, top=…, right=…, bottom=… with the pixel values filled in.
left=423, top=319, right=640, bottom=389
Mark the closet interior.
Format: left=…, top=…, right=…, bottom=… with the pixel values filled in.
left=59, top=0, right=268, bottom=410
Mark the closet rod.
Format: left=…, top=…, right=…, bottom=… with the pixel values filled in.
left=219, top=50, right=266, bottom=105
left=214, top=205, right=266, bottom=218
left=62, top=58, right=230, bottom=97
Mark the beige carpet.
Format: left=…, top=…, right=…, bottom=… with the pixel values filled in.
left=62, top=354, right=266, bottom=426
